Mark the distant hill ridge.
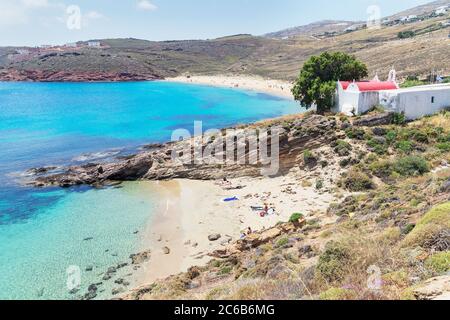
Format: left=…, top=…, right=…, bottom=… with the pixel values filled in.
left=1, top=0, right=449, bottom=82
left=264, top=0, right=450, bottom=39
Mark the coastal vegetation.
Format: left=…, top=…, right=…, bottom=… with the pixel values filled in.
left=291, top=52, right=368, bottom=114
left=116, top=110, right=450, bottom=301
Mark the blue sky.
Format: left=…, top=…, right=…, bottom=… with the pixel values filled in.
left=0, top=0, right=434, bottom=46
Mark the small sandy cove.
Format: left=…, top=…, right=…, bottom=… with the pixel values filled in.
left=166, top=75, right=294, bottom=99
left=131, top=169, right=338, bottom=286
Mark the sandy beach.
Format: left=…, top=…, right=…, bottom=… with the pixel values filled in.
left=166, top=75, right=294, bottom=99
left=130, top=164, right=341, bottom=288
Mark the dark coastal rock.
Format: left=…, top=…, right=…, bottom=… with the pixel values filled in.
left=208, top=234, right=221, bottom=241
left=130, top=250, right=151, bottom=264
left=85, top=265, right=93, bottom=272
left=116, top=262, right=128, bottom=269
left=372, top=127, right=387, bottom=136
left=372, top=136, right=387, bottom=145
left=27, top=166, right=58, bottom=175
left=353, top=112, right=394, bottom=127
left=441, top=178, right=450, bottom=193
left=84, top=291, right=97, bottom=300
left=114, top=278, right=130, bottom=286
left=102, top=274, right=112, bottom=281
left=25, top=114, right=339, bottom=188
left=0, top=68, right=161, bottom=82
left=107, top=267, right=117, bottom=274
left=112, top=287, right=126, bottom=296
left=83, top=284, right=98, bottom=300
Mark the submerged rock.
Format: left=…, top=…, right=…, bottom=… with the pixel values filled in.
left=130, top=250, right=151, bottom=264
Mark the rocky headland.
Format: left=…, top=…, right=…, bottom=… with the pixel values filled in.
left=0, top=68, right=161, bottom=82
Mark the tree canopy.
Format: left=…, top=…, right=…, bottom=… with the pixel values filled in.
left=291, top=52, right=368, bottom=114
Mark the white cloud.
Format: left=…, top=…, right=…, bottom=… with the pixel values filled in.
left=22, top=0, right=49, bottom=8
left=0, top=1, right=28, bottom=26
left=137, top=0, right=157, bottom=11
left=85, top=11, right=105, bottom=20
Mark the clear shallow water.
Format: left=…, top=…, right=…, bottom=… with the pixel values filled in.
left=0, top=81, right=301, bottom=299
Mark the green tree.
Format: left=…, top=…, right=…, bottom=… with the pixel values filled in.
left=292, top=52, right=368, bottom=114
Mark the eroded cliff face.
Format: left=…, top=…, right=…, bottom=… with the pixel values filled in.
left=0, top=68, right=161, bottom=82
left=25, top=114, right=339, bottom=188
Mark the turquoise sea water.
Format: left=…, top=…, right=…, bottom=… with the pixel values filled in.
left=0, top=81, right=301, bottom=299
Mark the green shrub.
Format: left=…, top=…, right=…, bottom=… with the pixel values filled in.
left=369, top=160, right=393, bottom=177
left=393, top=156, right=429, bottom=176
left=319, top=287, right=352, bottom=300
left=320, top=160, right=329, bottom=168
left=403, top=224, right=416, bottom=235
left=334, top=140, right=352, bottom=156
left=367, top=138, right=387, bottom=155
left=341, top=170, right=375, bottom=191
left=425, top=252, right=450, bottom=274
left=437, top=133, right=450, bottom=143
left=392, top=113, right=406, bottom=125
left=412, top=131, right=429, bottom=143
left=275, top=237, right=289, bottom=248
left=400, top=79, right=424, bottom=88
left=316, top=241, right=350, bottom=282
left=398, top=31, right=415, bottom=39
left=289, top=213, right=304, bottom=223
left=345, top=128, right=365, bottom=140
left=339, top=158, right=351, bottom=168
left=316, top=179, right=324, bottom=190
left=303, top=149, right=318, bottom=165
left=395, top=140, right=414, bottom=153
left=386, top=130, right=397, bottom=144
left=403, top=202, right=450, bottom=248
left=436, top=142, right=450, bottom=152
left=218, top=266, right=233, bottom=275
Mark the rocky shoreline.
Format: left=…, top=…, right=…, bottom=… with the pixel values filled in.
left=0, top=68, right=161, bottom=82
left=25, top=114, right=344, bottom=188
left=23, top=111, right=407, bottom=300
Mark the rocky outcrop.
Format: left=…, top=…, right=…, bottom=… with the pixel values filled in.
left=353, top=112, right=394, bottom=127
left=209, top=223, right=298, bottom=258
left=26, top=114, right=338, bottom=188
left=0, top=68, right=161, bottom=82
left=413, top=275, right=450, bottom=300
left=130, top=250, right=152, bottom=265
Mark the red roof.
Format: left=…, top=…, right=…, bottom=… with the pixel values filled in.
left=339, top=81, right=398, bottom=92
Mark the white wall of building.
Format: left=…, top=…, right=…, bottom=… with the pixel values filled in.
left=381, top=86, right=450, bottom=119
left=335, top=86, right=379, bottom=115
left=336, top=83, right=450, bottom=119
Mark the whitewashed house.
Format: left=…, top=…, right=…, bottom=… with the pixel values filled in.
left=435, top=6, right=448, bottom=15
left=379, top=83, right=450, bottom=119
left=87, top=41, right=101, bottom=48
left=401, top=15, right=418, bottom=22
left=334, top=69, right=450, bottom=119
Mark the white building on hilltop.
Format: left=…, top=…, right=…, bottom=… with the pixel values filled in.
left=87, top=41, right=101, bottom=48
left=435, top=6, right=448, bottom=15
left=334, top=69, right=450, bottom=119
